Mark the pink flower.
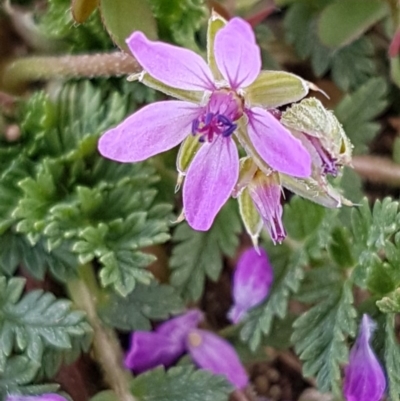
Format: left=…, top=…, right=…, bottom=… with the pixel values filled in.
left=343, top=315, right=386, bottom=401
left=98, top=17, right=311, bottom=231
left=228, top=247, right=273, bottom=323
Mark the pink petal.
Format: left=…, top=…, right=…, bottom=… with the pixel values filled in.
left=124, top=331, right=183, bottom=374
left=183, top=136, right=239, bottom=231
left=214, top=18, right=261, bottom=89
left=187, top=329, right=249, bottom=389
left=246, top=108, right=311, bottom=178
left=127, top=32, right=215, bottom=91
left=98, top=101, right=202, bottom=162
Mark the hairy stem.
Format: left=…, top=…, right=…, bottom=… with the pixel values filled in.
left=0, top=52, right=141, bottom=93
left=67, top=265, right=136, bottom=401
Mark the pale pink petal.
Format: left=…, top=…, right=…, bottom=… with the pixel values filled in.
left=214, top=18, right=261, bottom=89
left=127, top=32, right=215, bottom=91
left=183, top=136, right=239, bottom=230
left=98, top=101, right=202, bottom=162
left=246, top=108, right=311, bottom=178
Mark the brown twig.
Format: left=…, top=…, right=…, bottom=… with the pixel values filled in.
left=352, top=155, right=400, bottom=187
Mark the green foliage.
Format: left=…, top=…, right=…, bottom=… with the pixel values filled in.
left=335, top=78, right=389, bottom=154
left=149, top=0, right=207, bottom=51
left=38, top=0, right=113, bottom=51
left=169, top=201, right=241, bottom=301
left=130, top=366, right=233, bottom=401
left=98, top=281, right=184, bottom=331
left=384, top=314, right=400, bottom=401
left=0, top=81, right=171, bottom=295
left=0, top=275, right=91, bottom=374
left=283, top=196, right=325, bottom=241
left=284, top=1, right=378, bottom=91
left=99, top=0, right=157, bottom=52
left=239, top=245, right=306, bottom=351
left=292, top=280, right=357, bottom=393
left=350, top=198, right=400, bottom=287
left=0, top=355, right=59, bottom=398
left=317, top=0, right=387, bottom=48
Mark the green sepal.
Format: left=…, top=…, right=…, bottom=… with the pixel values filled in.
left=238, top=188, right=262, bottom=248
left=133, top=72, right=204, bottom=104
left=245, top=70, right=309, bottom=109
left=233, top=157, right=257, bottom=197
left=176, top=135, right=201, bottom=175
left=280, top=174, right=352, bottom=209
left=207, top=11, right=226, bottom=81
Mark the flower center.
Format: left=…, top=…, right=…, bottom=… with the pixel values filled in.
left=192, top=90, right=243, bottom=143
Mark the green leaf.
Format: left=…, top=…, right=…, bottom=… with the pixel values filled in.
left=38, top=0, right=112, bottom=51
left=283, top=196, right=326, bottom=241
left=335, top=78, right=388, bottom=153
left=240, top=245, right=306, bottom=351
left=0, top=276, right=92, bottom=370
left=149, top=0, right=207, bottom=51
left=330, top=38, right=377, bottom=92
left=292, top=280, right=357, bottom=393
left=98, top=282, right=184, bottom=331
left=318, top=0, right=388, bottom=48
left=328, top=226, right=355, bottom=268
left=99, top=0, right=157, bottom=52
left=130, top=366, right=233, bottom=401
left=169, top=201, right=241, bottom=301
left=384, top=314, right=400, bottom=401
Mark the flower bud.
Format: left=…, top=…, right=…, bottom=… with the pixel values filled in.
left=281, top=97, right=352, bottom=177
left=247, top=171, right=286, bottom=244
left=186, top=329, right=248, bottom=389
left=228, top=248, right=273, bottom=324
left=343, top=314, right=386, bottom=401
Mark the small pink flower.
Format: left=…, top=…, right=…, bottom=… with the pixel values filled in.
left=228, top=247, right=273, bottom=323
left=343, top=315, right=386, bottom=401
left=99, top=17, right=311, bottom=231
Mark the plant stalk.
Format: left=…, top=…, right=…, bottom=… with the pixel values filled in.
left=67, top=264, right=136, bottom=401
left=0, top=52, right=141, bottom=93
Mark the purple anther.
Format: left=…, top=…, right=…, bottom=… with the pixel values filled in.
left=222, top=123, right=237, bottom=137
left=205, top=112, right=214, bottom=126
left=192, top=118, right=200, bottom=135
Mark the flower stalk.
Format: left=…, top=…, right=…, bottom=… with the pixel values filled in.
left=67, top=264, right=136, bottom=401
left=0, top=52, right=141, bottom=92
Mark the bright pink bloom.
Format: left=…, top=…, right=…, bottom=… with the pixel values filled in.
left=343, top=315, right=386, bottom=401
left=228, top=247, right=273, bottom=323
left=99, top=18, right=311, bottom=231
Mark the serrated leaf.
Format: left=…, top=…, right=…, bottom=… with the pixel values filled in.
left=98, top=281, right=184, bottom=331
left=169, top=201, right=241, bottom=301
left=335, top=78, right=388, bottom=153
left=330, top=38, right=377, bottom=91
left=240, top=245, right=306, bottom=351
left=283, top=196, right=326, bottom=241
left=318, top=0, right=388, bottom=48
left=130, top=366, right=233, bottom=401
left=384, top=314, right=400, bottom=401
left=99, top=0, right=157, bottom=52
left=0, top=277, right=91, bottom=370
left=292, top=280, right=357, bottom=393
